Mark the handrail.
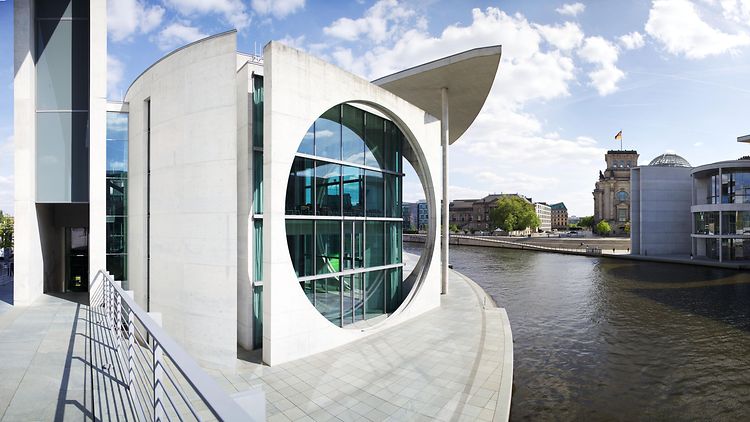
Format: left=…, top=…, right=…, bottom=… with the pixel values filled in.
left=94, top=270, right=253, bottom=421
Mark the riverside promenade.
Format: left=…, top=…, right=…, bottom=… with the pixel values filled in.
left=0, top=266, right=513, bottom=421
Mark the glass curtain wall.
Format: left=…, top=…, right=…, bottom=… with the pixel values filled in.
left=251, top=75, right=264, bottom=349
left=286, top=104, right=405, bottom=327
left=35, top=0, right=90, bottom=202
left=106, top=112, right=128, bottom=286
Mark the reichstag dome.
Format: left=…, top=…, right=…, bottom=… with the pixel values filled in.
left=649, top=153, right=691, bottom=167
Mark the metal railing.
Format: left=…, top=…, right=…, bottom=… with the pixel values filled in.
left=93, top=270, right=251, bottom=421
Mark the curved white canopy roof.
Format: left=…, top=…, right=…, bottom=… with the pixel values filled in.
left=372, top=45, right=502, bottom=144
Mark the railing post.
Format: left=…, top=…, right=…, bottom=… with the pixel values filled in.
left=153, top=341, right=165, bottom=422
left=127, top=309, right=135, bottom=390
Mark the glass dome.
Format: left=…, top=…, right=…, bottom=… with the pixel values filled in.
left=648, top=153, right=691, bottom=167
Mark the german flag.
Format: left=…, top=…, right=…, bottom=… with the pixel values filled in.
left=615, top=130, right=622, bottom=141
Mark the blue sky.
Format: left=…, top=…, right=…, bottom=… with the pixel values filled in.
left=1, top=0, right=750, bottom=217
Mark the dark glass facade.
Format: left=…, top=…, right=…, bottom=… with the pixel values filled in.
left=106, top=112, right=128, bottom=285
left=286, top=104, right=405, bottom=327
left=251, top=75, right=264, bottom=349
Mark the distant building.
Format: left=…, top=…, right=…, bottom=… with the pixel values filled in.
left=449, top=193, right=534, bottom=233
left=534, top=202, right=551, bottom=232
left=402, top=200, right=428, bottom=231
left=593, top=150, right=639, bottom=235
left=631, top=153, right=693, bottom=256
left=549, top=202, right=568, bottom=229
left=417, top=201, right=428, bottom=230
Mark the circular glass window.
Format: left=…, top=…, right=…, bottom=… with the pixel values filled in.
left=285, top=103, right=418, bottom=328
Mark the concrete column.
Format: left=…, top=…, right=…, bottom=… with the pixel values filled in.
left=441, top=87, right=449, bottom=295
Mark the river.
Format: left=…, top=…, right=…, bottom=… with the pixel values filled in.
left=404, top=243, right=750, bottom=421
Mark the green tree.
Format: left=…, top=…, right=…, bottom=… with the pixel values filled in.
left=449, top=224, right=459, bottom=233
left=595, top=220, right=611, bottom=236
left=578, top=216, right=595, bottom=228
left=490, top=196, right=540, bottom=232
left=624, top=222, right=631, bottom=235
left=0, top=212, right=13, bottom=249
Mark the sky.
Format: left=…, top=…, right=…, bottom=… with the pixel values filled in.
left=1, top=0, right=750, bottom=217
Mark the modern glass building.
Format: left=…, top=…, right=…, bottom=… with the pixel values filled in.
left=692, top=160, right=750, bottom=261
left=15, top=0, right=502, bottom=367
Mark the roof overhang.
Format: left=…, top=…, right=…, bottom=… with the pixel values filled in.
left=372, top=45, right=502, bottom=144
left=738, top=134, right=750, bottom=143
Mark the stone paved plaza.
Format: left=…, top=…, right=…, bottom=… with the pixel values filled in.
left=0, top=269, right=512, bottom=421
left=209, top=270, right=513, bottom=421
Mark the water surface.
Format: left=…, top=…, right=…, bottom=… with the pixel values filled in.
left=405, top=243, right=750, bottom=421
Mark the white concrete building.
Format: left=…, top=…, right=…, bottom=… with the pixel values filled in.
left=534, top=202, right=551, bottom=232
left=13, top=0, right=502, bottom=367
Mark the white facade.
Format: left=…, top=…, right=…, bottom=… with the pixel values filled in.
left=534, top=202, right=551, bottom=232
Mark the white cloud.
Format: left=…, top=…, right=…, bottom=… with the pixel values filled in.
left=535, top=22, right=584, bottom=51
left=154, top=21, right=208, bottom=51
left=619, top=31, right=645, bottom=49
left=556, top=2, right=586, bottom=16
left=578, top=36, right=625, bottom=95
left=645, top=0, right=750, bottom=59
left=107, top=55, right=124, bottom=101
left=251, top=0, right=305, bottom=19
left=324, top=0, right=417, bottom=44
left=108, top=0, right=165, bottom=42
left=164, top=0, right=251, bottom=29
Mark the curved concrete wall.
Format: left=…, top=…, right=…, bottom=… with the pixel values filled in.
left=125, top=32, right=238, bottom=367
left=263, top=42, right=442, bottom=365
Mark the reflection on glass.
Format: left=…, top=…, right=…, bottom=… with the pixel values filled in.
left=343, top=221, right=364, bottom=270
left=316, top=220, right=341, bottom=274
left=342, top=104, right=365, bottom=165
left=364, top=113, right=385, bottom=168
left=365, top=170, right=384, bottom=217
left=252, top=75, right=264, bottom=148
left=253, top=221, right=263, bottom=282
left=365, top=221, right=385, bottom=267
left=316, top=277, right=342, bottom=326
left=252, top=285, right=263, bottom=348
left=385, top=173, right=401, bottom=218
left=286, top=220, right=314, bottom=276
left=106, top=178, right=127, bottom=215
left=316, top=162, right=341, bottom=216
left=286, top=157, right=314, bottom=215
left=342, top=166, right=363, bottom=216
left=386, top=222, right=402, bottom=265
left=253, top=152, right=263, bottom=214
left=365, top=270, right=385, bottom=318
left=106, top=216, right=127, bottom=254
left=694, top=212, right=719, bottom=235
left=315, top=106, right=341, bottom=160
left=386, top=267, right=402, bottom=313
left=300, top=121, right=314, bottom=155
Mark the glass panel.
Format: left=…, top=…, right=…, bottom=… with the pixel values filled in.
left=36, top=112, right=72, bottom=201
left=106, top=112, right=128, bottom=141
left=385, top=173, right=401, bottom=218
left=286, top=220, right=314, bottom=277
left=354, top=221, right=364, bottom=268
left=252, top=75, right=264, bottom=148
left=299, top=122, right=314, bottom=155
left=365, top=221, right=385, bottom=267
left=365, top=170, right=384, bottom=217
left=316, top=277, right=342, bottom=327
left=314, top=106, right=341, bottom=160
left=252, top=284, right=263, bottom=349
left=353, top=273, right=364, bottom=322
left=106, top=254, right=127, bottom=285
left=343, top=222, right=353, bottom=271
left=106, top=178, right=127, bottom=216
left=36, top=20, right=89, bottom=110
left=386, top=267, right=402, bottom=313
left=316, top=162, right=341, bottom=216
left=253, top=152, right=263, bottom=214
left=253, top=221, right=263, bottom=282
left=285, top=157, right=314, bottom=215
left=694, top=212, right=719, bottom=235
left=365, top=270, right=385, bottom=319
left=386, top=222, right=402, bottom=265
left=106, top=216, right=127, bottom=253
left=342, top=104, right=365, bottom=165
left=315, top=220, right=341, bottom=275
left=36, top=0, right=89, bottom=18
left=386, top=121, right=402, bottom=172
left=364, top=113, right=385, bottom=168
left=342, top=275, right=354, bottom=324
left=300, top=281, right=315, bottom=304
left=342, top=166, right=363, bottom=216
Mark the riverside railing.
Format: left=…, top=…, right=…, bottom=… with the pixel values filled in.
left=94, top=270, right=251, bottom=421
